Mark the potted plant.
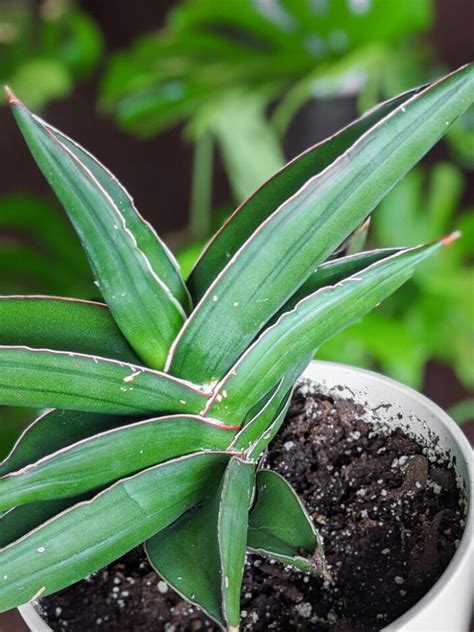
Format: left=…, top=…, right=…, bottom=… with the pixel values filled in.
left=1, top=65, right=473, bottom=631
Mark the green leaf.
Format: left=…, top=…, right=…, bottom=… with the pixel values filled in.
left=246, top=394, right=292, bottom=461
left=0, top=452, right=229, bottom=612
left=0, top=409, right=123, bottom=477
left=170, top=66, right=474, bottom=384
left=0, top=296, right=137, bottom=362
left=145, top=490, right=225, bottom=626
left=231, top=378, right=288, bottom=453
left=208, top=241, right=444, bottom=421
left=0, top=499, right=79, bottom=549
left=218, top=457, right=255, bottom=629
left=146, top=456, right=255, bottom=630
left=276, top=248, right=402, bottom=320
left=248, top=470, right=326, bottom=576
left=187, top=87, right=421, bottom=300
left=8, top=95, right=188, bottom=369
left=43, top=119, right=190, bottom=311
left=0, top=416, right=236, bottom=510
left=0, top=346, right=208, bottom=415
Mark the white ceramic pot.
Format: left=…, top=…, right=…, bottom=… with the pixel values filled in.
left=18, top=362, right=473, bottom=631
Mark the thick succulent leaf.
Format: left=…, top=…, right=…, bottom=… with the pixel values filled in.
left=42, top=120, right=191, bottom=311
left=145, top=491, right=225, bottom=626
left=208, top=241, right=444, bottom=421
left=0, top=416, right=237, bottom=510
left=170, top=65, right=474, bottom=384
left=0, top=296, right=137, bottom=362
left=248, top=470, right=326, bottom=576
left=0, top=346, right=208, bottom=415
left=218, top=457, right=255, bottom=629
left=0, top=498, right=83, bottom=549
left=8, top=93, right=186, bottom=369
left=146, top=457, right=255, bottom=629
left=231, top=379, right=287, bottom=452
left=0, top=409, right=124, bottom=477
left=188, top=87, right=421, bottom=299
left=0, top=452, right=228, bottom=612
left=227, top=355, right=310, bottom=455
left=246, top=394, right=292, bottom=461
left=275, top=248, right=402, bottom=320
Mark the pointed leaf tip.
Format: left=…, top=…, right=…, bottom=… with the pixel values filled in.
left=4, top=86, right=21, bottom=106
left=441, top=230, right=462, bottom=246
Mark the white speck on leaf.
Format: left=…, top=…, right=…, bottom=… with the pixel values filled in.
left=123, top=371, right=140, bottom=383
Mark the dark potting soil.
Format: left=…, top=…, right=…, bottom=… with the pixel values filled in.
left=40, top=382, right=465, bottom=631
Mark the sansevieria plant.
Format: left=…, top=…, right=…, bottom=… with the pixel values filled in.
left=0, top=65, right=472, bottom=630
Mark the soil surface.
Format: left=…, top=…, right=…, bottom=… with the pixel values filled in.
left=40, top=381, right=465, bottom=631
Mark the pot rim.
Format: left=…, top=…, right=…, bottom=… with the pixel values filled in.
left=17, top=361, right=473, bottom=631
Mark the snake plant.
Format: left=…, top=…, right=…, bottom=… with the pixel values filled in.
left=0, top=65, right=472, bottom=630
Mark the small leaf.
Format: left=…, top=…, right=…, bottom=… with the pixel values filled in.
left=146, top=456, right=255, bottom=630
left=246, top=394, right=292, bottom=461
left=208, top=241, right=444, bottom=421
left=9, top=95, right=188, bottom=369
left=0, top=346, right=208, bottom=415
left=169, top=65, right=474, bottom=384
left=0, top=452, right=229, bottom=612
left=0, top=296, right=137, bottom=362
left=146, top=493, right=225, bottom=626
left=248, top=470, right=327, bottom=576
left=218, top=457, right=255, bottom=629
left=0, top=416, right=236, bottom=510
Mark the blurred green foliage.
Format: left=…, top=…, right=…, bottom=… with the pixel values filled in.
left=101, top=0, right=434, bottom=227
left=317, top=164, right=474, bottom=391
left=0, top=0, right=103, bottom=109
left=0, top=194, right=95, bottom=297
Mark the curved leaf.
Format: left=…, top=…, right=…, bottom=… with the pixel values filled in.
left=0, top=296, right=137, bottom=362
left=248, top=470, right=327, bottom=576
left=43, top=120, right=191, bottom=311
left=146, top=456, right=255, bottom=630
left=169, top=65, right=474, bottom=384
left=146, top=491, right=225, bottom=626
left=0, top=452, right=229, bottom=612
left=0, top=416, right=237, bottom=509
left=218, top=457, right=255, bottom=629
left=208, top=241, right=444, bottom=421
left=8, top=94, right=186, bottom=369
left=275, top=248, right=402, bottom=320
left=0, top=409, right=124, bottom=477
left=0, top=346, right=208, bottom=415
left=187, top=88, right=421, bottom=299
